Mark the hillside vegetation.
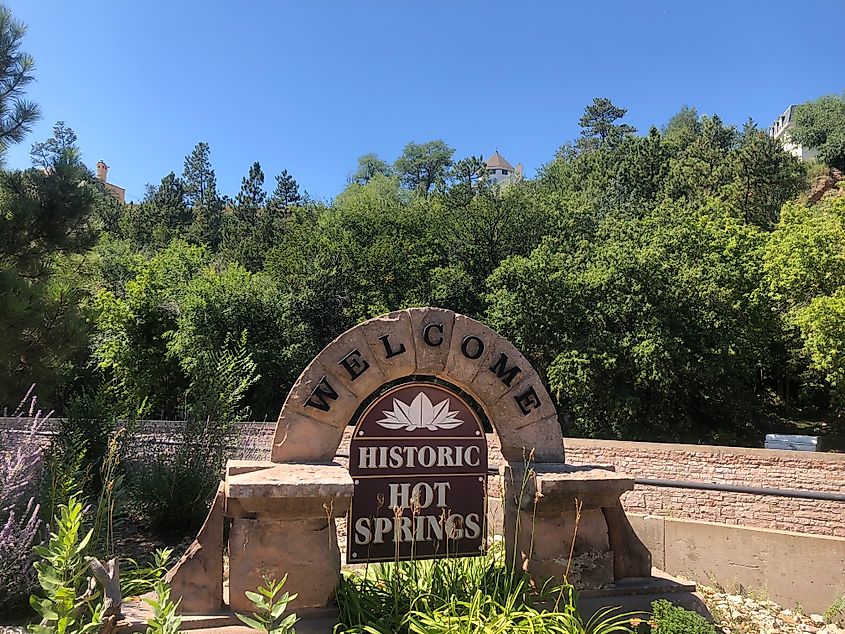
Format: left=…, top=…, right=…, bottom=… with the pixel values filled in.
left=3, top=19, right=845, bottom=444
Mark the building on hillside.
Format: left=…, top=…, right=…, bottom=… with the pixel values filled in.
left=768, top=106, right=818, bottom=162
left=96, top=160, right=126, bottom=202
left=484, top=150, right=523, bottom=185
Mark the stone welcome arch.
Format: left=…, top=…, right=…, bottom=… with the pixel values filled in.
left=272, top=307, right=565, bottom=465
left=158, top=307, right=703, bottom=628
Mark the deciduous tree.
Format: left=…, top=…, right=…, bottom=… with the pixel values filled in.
left=394, top=140, right=454, bottom=194
left=350, top=152, right=392, bottom=185
left=790, top=94, right=845, bottom=170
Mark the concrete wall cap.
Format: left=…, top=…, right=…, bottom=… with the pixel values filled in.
left=565, top=437, right=845, bottom=463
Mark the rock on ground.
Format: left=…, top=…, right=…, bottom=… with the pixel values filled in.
left=701, top=585, right=845, bottom=634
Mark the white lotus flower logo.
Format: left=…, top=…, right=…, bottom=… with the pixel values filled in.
left=376, top=392, right=464, bottom=431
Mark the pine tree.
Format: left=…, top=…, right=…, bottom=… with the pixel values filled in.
left=234, top=162, right=266, bottom=223
left=451, top=155, right=486, bottom=187
left=270, top=169, right=301, bottom=213
left=222, top=162, right=268, bottom=271
left=0, top=6, right=39, bottom=158
left=182, top=142, right=223, bottom=246
left=182, top=142, right=218, bottom=208
left=577, top=97, right=636, bottom=151
left=728, top=119, right=805, bottom=227
left=0, top=158, right=97, bottom=404
left=30, top=121, right=80, bottom=168
left=146, top=172, right=191, bottom=231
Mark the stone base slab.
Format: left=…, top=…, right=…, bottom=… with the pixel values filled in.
left=575, top=569, right=710, bottom=622
left=501, top=462, right=650, bottom=588
left=119, top=594, right=338, bottom=634
left=228, top=516, right=341, bottom=612
left=119, top=571, right=706, bottom=633
left=500, top=463, right=634, bottom=511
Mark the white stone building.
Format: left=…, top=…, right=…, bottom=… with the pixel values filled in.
left=768, top=105, right=818, bottom=162
left=484, top=150, right=523, bottom=185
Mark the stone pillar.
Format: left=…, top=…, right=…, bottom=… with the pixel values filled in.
left=500, top=463, right=649, bottom=590
left=224, top=461, right=353, bottom=613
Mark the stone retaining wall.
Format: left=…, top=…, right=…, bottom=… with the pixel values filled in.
left=5, top=418, right=843, bottom=537
left=564, top=438, right=845, bottom=538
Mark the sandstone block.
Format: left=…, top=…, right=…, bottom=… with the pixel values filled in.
left=503, top=502, right=614, bottom=590
left=490, top=377, right=558, bottom=434
left=164, top=483, right=224, bottom=614
left=442, top=314, right=493, bottom=387
left=314, top=327, right=387, bottom=401
left=408, top=307, right=455, bottom=376
left=467, top=333, right=535, bottom=406
left=360, top=310, right=417, bottom=382
left=228, top=517, right=341, bottom=612
left=603, top=501, right=652, bottom=578
left=275, top=360, right=358, bottom=431
left=497, top=414, right=565, bottom=463
left=225, top=461, right=353, bottom=519
left=501, top=463, right=634, bottom=512
left=271, top=411, right=346, bottom=463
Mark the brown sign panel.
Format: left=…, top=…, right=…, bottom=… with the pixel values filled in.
left=347, top=382, right=487, bottom=563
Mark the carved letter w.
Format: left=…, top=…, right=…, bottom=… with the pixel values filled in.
left=305, top=376, right=339, bottom=412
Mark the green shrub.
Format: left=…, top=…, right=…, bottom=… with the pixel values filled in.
left=128, top=435, right=227, bottom=533
left=28, top=497, right=102, bottom=634
left=128, top=335, right=258, bottom=535
left=650, top=599, right=715, bottom=634
left=144, top=581, right=182, bottom=634
left=825, top=594, right=845, bottom=625
left=236, top=575, right=298, bottom=634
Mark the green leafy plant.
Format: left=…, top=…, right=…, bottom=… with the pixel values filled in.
left=28, top=497, right=102, bottom=634
left=824, top=594, right=845, bottom=626
left=406, top=583, right=635, bottom=633
left=128, top=333, right=259, bottom=534
left=144, top=580, right=182, bottom=634
left=236, top=575, right=298, bottom=634
left=335, top=538, right=636, bottom=634
left=122, top=548, right=174, bottom=597
left=650, top=599, right=715, bottom=634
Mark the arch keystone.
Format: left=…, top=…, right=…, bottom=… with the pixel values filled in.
left=408, top=307, right=456, bottom=375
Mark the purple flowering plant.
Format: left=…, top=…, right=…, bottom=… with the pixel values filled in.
left=0, top=384, right=52, bottom=613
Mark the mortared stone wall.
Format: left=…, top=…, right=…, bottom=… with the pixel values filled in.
left=563, top=438, right=845, bottom=538
left=5, top=418, right=843, bottom=537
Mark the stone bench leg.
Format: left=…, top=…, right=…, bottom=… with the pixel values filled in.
left=500, top=462, right=651, bottom=591
left=228, top=516, right=342, bottom=613
left=502, top=481, right=614, bottom=589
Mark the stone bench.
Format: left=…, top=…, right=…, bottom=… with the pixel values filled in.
left=225, top=461, right=353, bottom=613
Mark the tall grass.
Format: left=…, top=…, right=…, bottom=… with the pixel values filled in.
left=335, top=454, right=638, bottom=634
left=335, top=539, right=636, bottom=633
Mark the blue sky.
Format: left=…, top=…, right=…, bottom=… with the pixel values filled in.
left=4, top=1, right=845, bottom=202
